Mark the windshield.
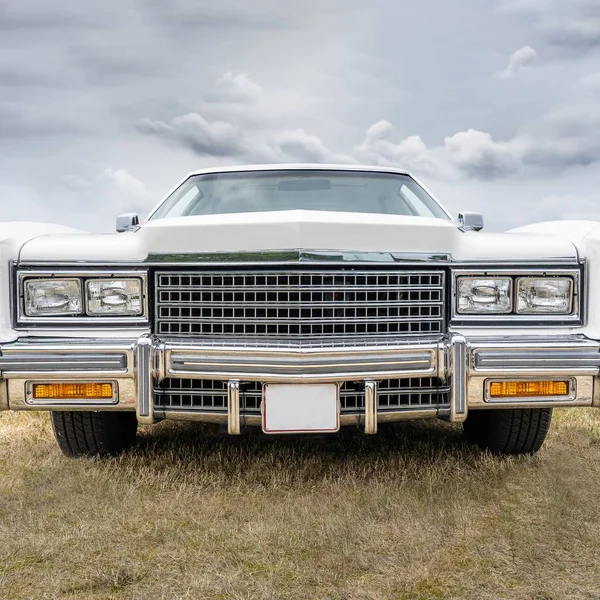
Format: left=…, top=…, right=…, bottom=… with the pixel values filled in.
left=150, top=170, right=449, bottom=220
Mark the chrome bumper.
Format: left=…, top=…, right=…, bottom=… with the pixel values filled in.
left=1, top=335, right=599, bottom=432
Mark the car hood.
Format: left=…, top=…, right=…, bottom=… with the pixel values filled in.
left=18, top=211, right=578, bottom=263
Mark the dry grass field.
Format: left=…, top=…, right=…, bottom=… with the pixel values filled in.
left=2, top=410, right=600, bottom=600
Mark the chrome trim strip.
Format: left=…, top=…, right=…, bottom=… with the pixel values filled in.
left=471, top=338, right=600, bottom=376
left=474, top=350, right=600, bottom=372
left=148, top=250, right=452, bottom=264
left=153, top=408, right=445, bottom=426
left=18, top=252, right=582, bottom=269
left=0, top=353, right=128, bottom=373
left=135, top=337, right=154, bottom=424
left=0, top=341, right=135, bottom=378
left=227, top=380, right=241, bottom=435
left=364, top=380, right=378, bottom=434
left=450, top=335, right=467, bottom=422
left=165, top=343, right=439, bottom=382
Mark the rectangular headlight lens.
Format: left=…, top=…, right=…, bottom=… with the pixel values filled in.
left=516, top=278, right=573, bottom=314
left=24, top=279, right=83, bottom=316
left=457, top=277, right=512, bottom=314
left=86, top=279, right=143, bottom=315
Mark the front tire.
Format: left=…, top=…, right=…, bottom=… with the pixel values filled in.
left=51, top=411, right=138, bottom=458
left=463, top=408, right=552, bottom=455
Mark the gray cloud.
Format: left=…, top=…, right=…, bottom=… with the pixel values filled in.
left=136, top=73, right=354, bottom=163
left=141, top=0, right=292, bottom=30
left=136, top=72, right=600, bottom=182
left=136, top=113, right=352, bottom=164
left=0, top=65, right=58, bottom=87
left=0, top=0, right=102, bottom=30
left=515, top=106, right=600, bottom=169
left=498, top=0, right=600, bottom=50
left=136, top=113, right=253, bottom=158
left=0, top=102, right=83, bottom=137
left=1, top=0, right=599, bottom=234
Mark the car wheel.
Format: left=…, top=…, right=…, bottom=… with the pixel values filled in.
left=463, top=408, right=552, bottom=455
left=50, top=411, right=138, bottom=458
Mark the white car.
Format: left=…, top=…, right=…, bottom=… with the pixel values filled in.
left=1, top=165, right=599, bottom=457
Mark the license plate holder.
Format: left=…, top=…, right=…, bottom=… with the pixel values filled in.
left=262, top=383, right=340, bottom=434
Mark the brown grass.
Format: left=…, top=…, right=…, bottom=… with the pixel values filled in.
left=1, top=409, right=600, bottom=600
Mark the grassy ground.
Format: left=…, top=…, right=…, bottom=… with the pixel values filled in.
left=1, top=410, right=600, bottom=600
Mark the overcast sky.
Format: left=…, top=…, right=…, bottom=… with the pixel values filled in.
left=0, top=0, right=599, bottom=232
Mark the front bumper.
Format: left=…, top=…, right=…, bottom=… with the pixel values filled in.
left=1, top=334, right=599, bottom=433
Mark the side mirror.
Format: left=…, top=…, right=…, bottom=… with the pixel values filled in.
left=116, top=213, right=140, bottom=233
left=458, top=212, right=484, bottom=232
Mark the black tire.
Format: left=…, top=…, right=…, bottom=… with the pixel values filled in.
left=463, top=408, right=552, bottom=455
left=50, top=411, right=138, bottom=458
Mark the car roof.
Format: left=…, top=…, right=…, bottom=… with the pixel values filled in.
left=187, top=164, right=412, bottom=177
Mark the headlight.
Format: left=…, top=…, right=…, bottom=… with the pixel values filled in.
left=457, top=277, right=512, bottom=314
left=24, top=279, right=83, bottom=316
left=86, top=279, right=143, bottom=315
left=516, top=278, right=573, bottom=314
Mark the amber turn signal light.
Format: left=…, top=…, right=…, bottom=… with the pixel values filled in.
left=489, top=380, right=569, bottom=398
left=32, top=383, right=114, bottom=400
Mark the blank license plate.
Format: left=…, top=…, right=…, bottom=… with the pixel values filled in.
left=262, top=384, right=340, bottom=434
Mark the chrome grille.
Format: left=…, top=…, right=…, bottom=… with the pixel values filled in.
left=154, top=269, right=445, bottom=339
left=154, top=378, right=450, bottom=413
left=339, top=378, right=451, bottom=411
left=154, top=379, right=261, bottom=413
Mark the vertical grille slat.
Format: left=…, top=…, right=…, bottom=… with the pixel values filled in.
left=154, top=269, right=445, bottom=339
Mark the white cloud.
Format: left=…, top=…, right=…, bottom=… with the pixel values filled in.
left=353, top=121, right=447, bottom=176
left=499, top=46, right=537, bottom=78
left=99, top=168, right=151, bottom=201
left=443, top=129, right=522, bottom=177
left=355, top=105, right=600, bottom=180
left=205, top=72, right=265, bottom=104
left=59, top=167, right=152, bottom=222
left=61, top=168, right=150, bottom=200
left=272, top=129, right=352, bottom=163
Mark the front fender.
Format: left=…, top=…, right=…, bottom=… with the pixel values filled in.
left=508, top=220, right=600, bottom=339
left=0, top=222, right=86, bottom=342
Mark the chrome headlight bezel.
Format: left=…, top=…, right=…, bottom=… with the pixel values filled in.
left=16, top=269, right=149, bottom=326
left=452, top=268, right=582, bottom=325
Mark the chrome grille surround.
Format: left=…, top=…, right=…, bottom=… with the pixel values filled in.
left=154, top=269, right=445, bottom=340
left=153, top=378, right=451, bottom=414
